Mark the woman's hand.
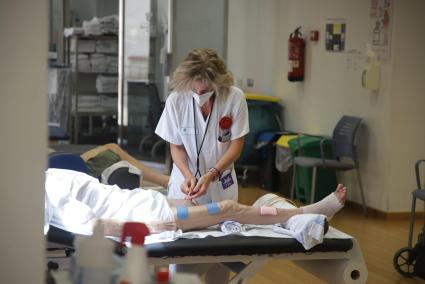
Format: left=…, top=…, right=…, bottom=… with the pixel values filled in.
left=180, top=175, right=197, bottom=196
left=188, top=171, right=215, bottom=199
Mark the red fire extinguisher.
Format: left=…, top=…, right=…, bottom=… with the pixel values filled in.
left=288, top=27, right=305, bottom=82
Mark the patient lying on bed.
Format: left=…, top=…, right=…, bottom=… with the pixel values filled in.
left=45, top=168, right=346, bottom=241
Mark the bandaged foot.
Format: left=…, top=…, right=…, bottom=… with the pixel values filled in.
left=274, top=214, right=328, bottom=250
left=252, top=193, right=296, bottom=209
left=301, top=184, right=347, bottom=219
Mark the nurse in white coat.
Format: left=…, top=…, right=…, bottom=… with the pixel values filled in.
left=155, top=48, right=249, bottom=204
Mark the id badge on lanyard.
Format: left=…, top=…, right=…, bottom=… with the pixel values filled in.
left=219, top=169, right=234, bottom=190
left=193, top=95, right=215, bottom=181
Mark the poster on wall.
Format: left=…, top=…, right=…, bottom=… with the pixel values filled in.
left=370, top=0, right=392, bottom=60
left=325, top=19, right=346, bottom=52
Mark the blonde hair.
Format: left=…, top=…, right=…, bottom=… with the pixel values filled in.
left=170, top=48, right=234, bottom=96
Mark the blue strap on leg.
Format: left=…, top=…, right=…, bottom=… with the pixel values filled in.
left=206, top=202, right=220, bottom=215
left=176, top=206, right=189, bottom=220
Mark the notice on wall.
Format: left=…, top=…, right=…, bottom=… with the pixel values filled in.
left=346, top=49, right=362, bottom=71
left=369, top=0, right=392, bottom=60
left=325, top=19, right=346, bottom=52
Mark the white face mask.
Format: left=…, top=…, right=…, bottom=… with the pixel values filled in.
left=192, top=90, right=214, bottom=106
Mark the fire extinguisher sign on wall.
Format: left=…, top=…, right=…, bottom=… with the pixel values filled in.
left=288, top=27, right=306, bottom=82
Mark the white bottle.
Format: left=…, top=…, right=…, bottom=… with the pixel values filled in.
left=73, top=221, right=115, bottom=284
left=117, top=222, right=151, bottom=284
left=362, top=44, right=380, bottom=92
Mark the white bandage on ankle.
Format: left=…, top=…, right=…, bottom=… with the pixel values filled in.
left=301, top=192, right=344, bottom=219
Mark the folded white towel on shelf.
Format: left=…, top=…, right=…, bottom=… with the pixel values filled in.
left=96, top=39, right=118, bottom=53
left=70, top=38, right=96, bottom=53
left=96, top=75, right=118, bottom=93
left=91, top=53, right=108, bottom=73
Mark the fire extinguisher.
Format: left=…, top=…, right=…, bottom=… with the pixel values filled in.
left=288, top=27, right=305, bottom=82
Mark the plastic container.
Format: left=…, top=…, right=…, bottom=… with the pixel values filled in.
left=156, top=267, right=170, bottom=284
left=288, top=135, right=337, bottom=203
left=275, top=134, right=298, bottom=198
left=237, top=98, right=283, bottom=166
left=117, top=222, right=151, bottom=284
left=256, top=131, right=282, bottom=192
left=72, top=221, right=115, bottom=284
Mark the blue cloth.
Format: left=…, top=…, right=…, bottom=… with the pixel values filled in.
left=48, top=153, right=89, bottom=173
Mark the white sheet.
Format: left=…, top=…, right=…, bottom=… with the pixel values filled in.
left=143, top=225, right=352, bottom=245
left=45, top=169, right=174, bottom=235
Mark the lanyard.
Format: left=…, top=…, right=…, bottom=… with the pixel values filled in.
left=192, top=94, right=215, bottom=180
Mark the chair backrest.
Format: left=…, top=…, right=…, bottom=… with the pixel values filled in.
left=48, top=153, right=89, bottom=173
left=331, top=116, right=362, bottom=163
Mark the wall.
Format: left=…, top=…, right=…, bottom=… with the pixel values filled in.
left=388, top=0, right=425, bottom=211
left=227, top=0, right=283, bottom=95
left=172, top=0, right=228, bottom=69
left=228, top=0, right=425, bottom=212
left=0, top=0, right=47, bottom=283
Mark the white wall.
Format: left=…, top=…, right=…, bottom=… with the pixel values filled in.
left=227, top=0, right=283, bottom=94
left=388, top=0, right=425, bottom=211
left=0, top=1, right=47, bottom=283
left=172, top=0, right=228, bottom=69
left=228, top=0, right=425, bottom=212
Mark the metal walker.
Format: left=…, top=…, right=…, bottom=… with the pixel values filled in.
left=393, top=159, right=425, bottom=277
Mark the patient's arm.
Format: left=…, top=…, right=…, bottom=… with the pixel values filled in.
left=81, top=143, right=170, bottom=188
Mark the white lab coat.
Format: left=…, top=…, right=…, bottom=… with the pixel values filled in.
left=44, top=168, right=174, bottom=235
left=155, top=86, right=249, bottom=204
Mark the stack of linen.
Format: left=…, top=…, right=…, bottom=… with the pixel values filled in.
left=83, top=15, right=118, bottom=36
left=70, top=39, right=96, bottom=53
left=72, top=95, right=101, bottom=113
left=96, top=75, right=118, bottom=93
left=100, top=95, right=118, bottom=112
left=91, top=54, right=108, bottom=73
left=96, top=39, right=118, bottom=53
left=106, top=56, right=118, bottom=73
left=70, top=54, right=90, bottom=72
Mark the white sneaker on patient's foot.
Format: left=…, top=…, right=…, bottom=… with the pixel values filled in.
left=301, top=184, right=347, bottom=219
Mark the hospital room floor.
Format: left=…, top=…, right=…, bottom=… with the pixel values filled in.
left=238, top=185, right=425, bottom=284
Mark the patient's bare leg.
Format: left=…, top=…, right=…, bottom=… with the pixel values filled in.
left=174, top=185, right=347, bottom=231
left=173, top=200, right=302, bottom=231
left=101, top=187, right=347, bottom=236
left=81, top=143, right=170, bottom=188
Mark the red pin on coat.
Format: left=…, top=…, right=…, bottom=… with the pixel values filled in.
left=219, top=116, right=232, bottom=129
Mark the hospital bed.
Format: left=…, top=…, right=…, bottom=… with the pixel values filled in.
left=46, top=154, right=368, bottom=283
left=47, top=223, right=367, bottom=283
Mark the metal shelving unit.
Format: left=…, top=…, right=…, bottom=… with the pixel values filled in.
left=68, top=34, right=119, bottom=144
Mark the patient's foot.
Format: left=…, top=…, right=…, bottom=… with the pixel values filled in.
left=301, top=184, right=347, bottom=219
